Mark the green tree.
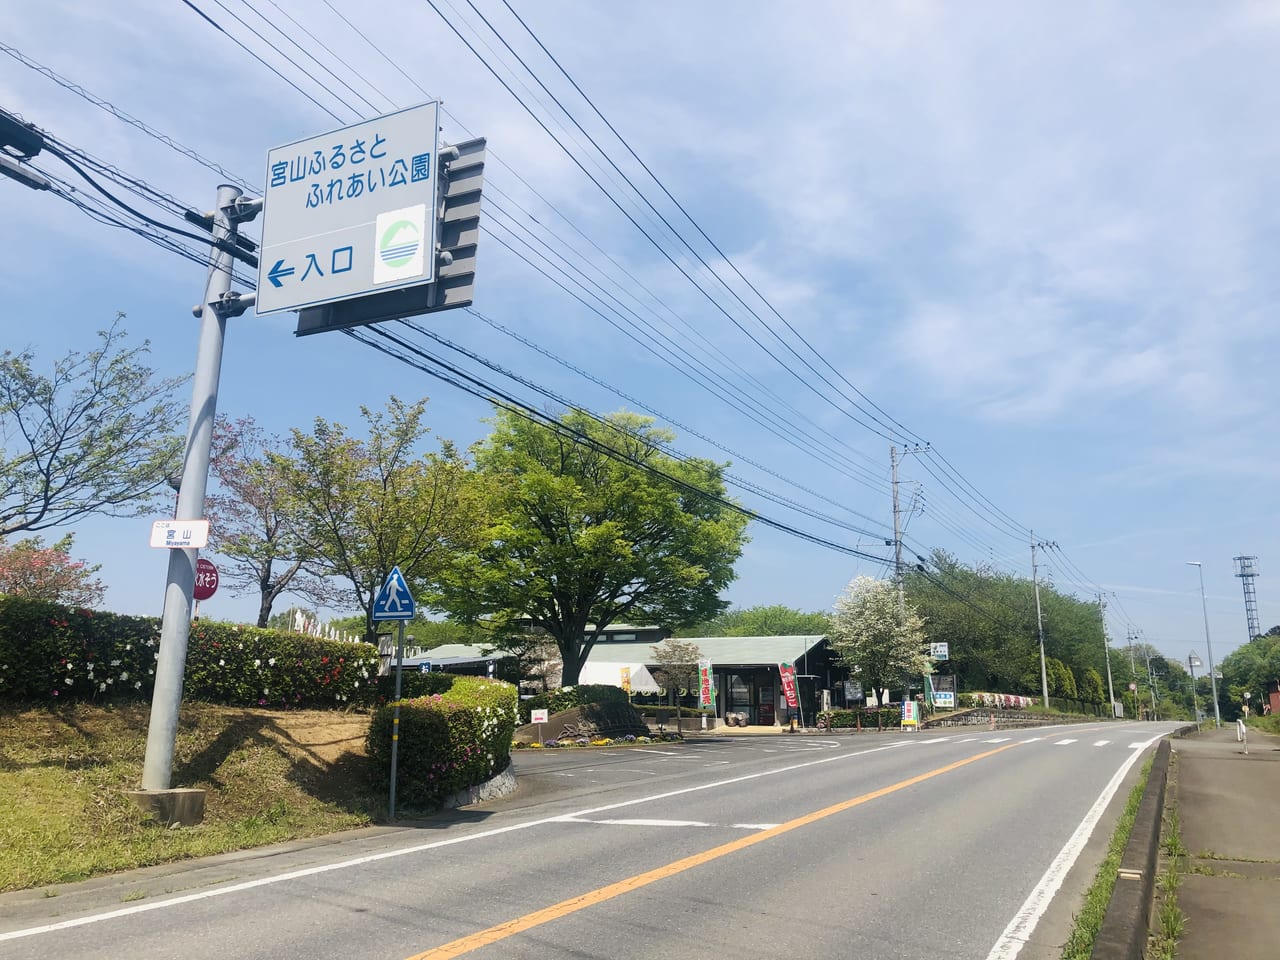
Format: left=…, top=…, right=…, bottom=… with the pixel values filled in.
left=0, top=533, right=105, bottom=607
left=1080, top=666, right=1106, bottom=704
left=827, top=575, right=931, bottom=707
left=650, top=637, right=703, bottom=734
left=1220, top=633, right=1280, bottom=720
left=208, top=415, right=335, bottom=627
left=274, top=397, right=489, bottom=641
left=441, top=408, right=749, bottom=686
left=678, top=604, right=829, bottom=637
left=1, top=315, right=186, bottom=536
left=1047, top=657, right=1078, bottom=699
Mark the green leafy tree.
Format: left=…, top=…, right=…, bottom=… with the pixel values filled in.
left=1047, top=657, right=1078, bottom=699
left=274, top=397, right=489, bottom=641
left=208, top=415, right=336, bottom=627
left=1220, top=632, right=1280, bottom=720
left=827, top=575, right=931, bottom=707
left=1080, top=666, right=1106, bottom=704
left=0, top=533, right=105, bottom=606
left=678, top=604, right=829, bottom=637
left=441, top=408, right=749, bottom=686
left=1, top=315, right=186, bottom=536
left=650, top=637, right=703, bottom=733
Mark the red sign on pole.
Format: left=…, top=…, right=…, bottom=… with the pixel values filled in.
left=779, top=661, right=799, bottom=708
left=193, top=558, right=219, bottom=601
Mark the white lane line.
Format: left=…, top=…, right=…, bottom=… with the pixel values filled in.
left=1055, top=739, right=1078, bottom=745
left=553, top=817, right=779, bottom=830
left=985, top=731, right=1165, bottom=960
left=0, top=740, right=913, bottom=942
left=632, top=748, right=681, bottom=756
left=984, top=737, right=1011, bottom=743
left=1093, top=740, right=1111, bottom=747
left=1128, top=741, right=1151, bottom=749
left=920, top=736, right=954, bottom=744
left=1022, top=737, right=1043, bottom=743
left=957, top=738, right=980, bottom=743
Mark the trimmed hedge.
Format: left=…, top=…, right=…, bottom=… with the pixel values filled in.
left=367, top=675, right=517, bottom=810
left=518, top=683, right=630, bottom=723
left=816, top=707, right=903, bottom=729
left=0, top=595, right=382, bottom=708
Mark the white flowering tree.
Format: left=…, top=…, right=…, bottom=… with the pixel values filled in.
left=827, top=576, right=930, bottom=708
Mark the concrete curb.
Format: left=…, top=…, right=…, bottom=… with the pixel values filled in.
left=1090, top=725, right=1195, bottom=959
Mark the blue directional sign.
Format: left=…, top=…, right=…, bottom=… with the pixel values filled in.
left=257, top=101, right=440, bottom=315
left=372, top=566, right=415, bottom=621
left=418, top=661, right=432, bottom=674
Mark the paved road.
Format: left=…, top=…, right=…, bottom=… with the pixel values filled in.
left=0, top=721, right=1182, bottom=960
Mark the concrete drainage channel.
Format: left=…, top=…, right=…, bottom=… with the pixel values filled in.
left=1090, top=725, right=1196, bottom=959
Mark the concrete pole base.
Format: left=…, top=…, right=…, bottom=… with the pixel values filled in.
left=126, top=788, right=207, bottom=827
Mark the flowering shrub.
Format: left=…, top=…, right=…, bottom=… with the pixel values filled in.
left=0, top=596, right=158, bottom=702
left=0, top=596, right=381, bottom=708
left=366, top=675, right=518, bottom=809
left=967, top=692, right=1035, bottom=710
left=510, top=731, right=680, bottom=749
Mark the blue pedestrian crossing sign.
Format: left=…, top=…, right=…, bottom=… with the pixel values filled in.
left=372, top=566, right=415, bottom=621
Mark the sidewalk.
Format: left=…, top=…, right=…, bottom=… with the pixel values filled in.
left=1169, top=722, right=1280, bottom=958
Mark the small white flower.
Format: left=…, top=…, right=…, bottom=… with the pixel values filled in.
left=219, top=659, right=225, bottom=667
left=134, top=680, right=142, bottom=689
left=268, top=658, right=276, bottom=667
left=65, top=678, right=73, bottom=686
left=254, top=659, right=261, bottom=669
left=262, top=688, right=269, bottom=695
left=120, top=671, right=129, bottom=681
left=99, top=682, right=107, bottom=691
left=110, top=659, right=121, bottom=667
left=125, top=644, right=132, bottom=651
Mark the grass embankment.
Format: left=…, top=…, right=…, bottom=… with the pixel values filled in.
left=1247, top=714, right=1280, bottom=736
left=1059, top=755, right=1154, bottom=960
left=0, top=704, right=379, bottom=893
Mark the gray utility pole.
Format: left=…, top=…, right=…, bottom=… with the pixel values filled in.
left=890, top=445, right=906, bottom=616
left=1188, top=651, right=1202, bottom=729
left=1030, top=534, right=1051, bottom=709
left=1152, top=647, right=1162, bottom=721
left=1187, top=561, right=1221, bottom=727
left=889, top=444, right=930, bottom=705
left=141, top=185, right=259, bottom=797
left=1097, top=593, right=1116, bottom=717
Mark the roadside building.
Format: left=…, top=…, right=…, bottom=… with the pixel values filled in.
left=579, top=626, right=847, bottom=726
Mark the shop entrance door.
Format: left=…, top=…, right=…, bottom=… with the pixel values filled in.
left=726, top=672, right=754, bottom=724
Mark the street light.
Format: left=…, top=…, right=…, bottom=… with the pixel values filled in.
left=1187, top=562, right=1221, bottom=727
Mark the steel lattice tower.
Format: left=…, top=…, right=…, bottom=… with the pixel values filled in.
left=1233, top=556, right=1261, bottom=642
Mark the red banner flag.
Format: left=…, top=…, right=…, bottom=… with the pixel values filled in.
left=779, top=661, right=799, bottom=708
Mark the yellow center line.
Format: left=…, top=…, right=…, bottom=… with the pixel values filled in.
left=405, top=740, right=1023, bottom=960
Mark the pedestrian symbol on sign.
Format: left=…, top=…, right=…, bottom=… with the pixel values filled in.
left=372, top=566, right=415, bottom=621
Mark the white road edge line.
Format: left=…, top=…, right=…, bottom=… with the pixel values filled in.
left=0, top=740, right=913, bottom=943
left=984, top=731, right=1165, bottom=960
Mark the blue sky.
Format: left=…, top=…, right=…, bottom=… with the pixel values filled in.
left=3, top=1, right=1278, bottom=668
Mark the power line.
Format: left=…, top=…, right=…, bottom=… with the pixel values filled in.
left=0, top=41, right=259, bottom=192
left=343, top=323, right=892, bottom=563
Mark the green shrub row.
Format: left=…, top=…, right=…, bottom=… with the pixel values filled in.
left=366, top=675, right=518, bottom=810
left=815, top=707, right=903, bottom=729
left=0, top=596, right=384, bottom=708
left=517, top=683, right=630, bottom=723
